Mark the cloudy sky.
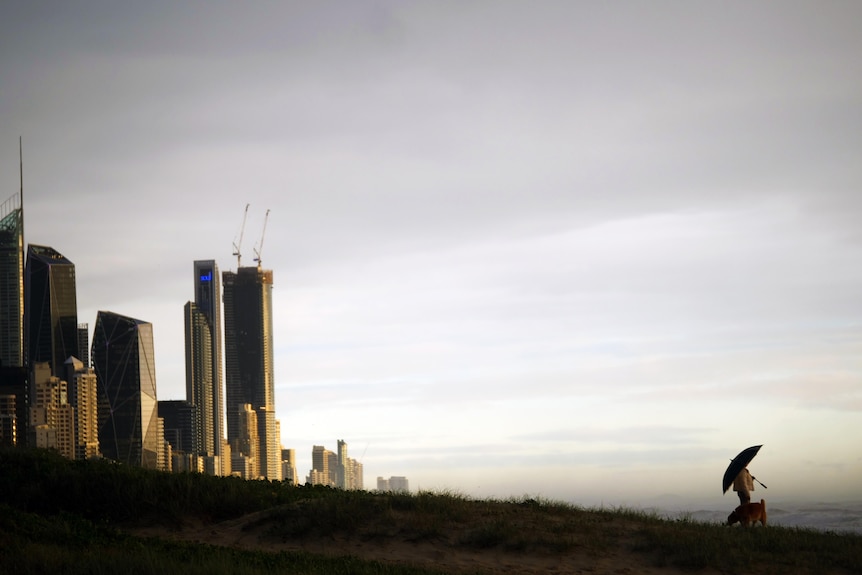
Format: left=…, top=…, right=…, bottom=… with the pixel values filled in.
left=2, top=1, right=860, bottom=506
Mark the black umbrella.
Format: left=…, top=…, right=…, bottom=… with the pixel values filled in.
left=722, top=445, right=767, bottom=494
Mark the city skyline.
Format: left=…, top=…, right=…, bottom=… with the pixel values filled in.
left=2, top=2, right=860, bottom=506
left=0, top=183, right=359, bottom=484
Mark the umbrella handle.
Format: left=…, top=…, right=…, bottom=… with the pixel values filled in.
left=752, top=476, right=768, bottom=489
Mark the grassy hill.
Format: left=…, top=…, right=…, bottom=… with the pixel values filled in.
left=1, top=448, right=859, bottom=574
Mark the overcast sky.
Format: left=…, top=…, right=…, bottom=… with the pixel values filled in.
left=2, top=1, right=860, bottom=506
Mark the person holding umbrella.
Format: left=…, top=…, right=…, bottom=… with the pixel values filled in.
left=723, top=445, right=767, bottom=504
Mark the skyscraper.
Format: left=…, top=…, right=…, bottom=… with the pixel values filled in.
left=24, top=244, right=78, bottom=378
left=64, top=356, right=99, bottom=460
left=223, top=265, right=280, bottom=480
left=0, top=193, right=24, bottom=368
left=0, top=144, right=28, bottom=445
left=92, top=311, right=160, bottom=469
left=337, top=439, right=350, bottom=489
left=231, top=403, right=259, bottom=479
left=76, top=323, right=89, bottom=368
left=184, top=260, right=224, bottom=473
left=184, top=303, right=212, bottom=453
left=309, top=444, right=336, bottom=486
left=281, top=448, right=298, bottom=485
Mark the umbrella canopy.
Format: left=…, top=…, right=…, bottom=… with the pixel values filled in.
left=722, top=445, right=762, bottom=494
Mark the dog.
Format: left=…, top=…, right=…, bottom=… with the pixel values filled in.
left=727, top=499, right=767, bottom=527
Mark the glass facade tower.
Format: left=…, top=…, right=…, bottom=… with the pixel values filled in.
left=184, top=260, right=224, bottom=470
left=24, top=245, right=78, bottom=378
left=92, top=311, right=159, bottom=469
left=0, top=194, right=24, bottom=367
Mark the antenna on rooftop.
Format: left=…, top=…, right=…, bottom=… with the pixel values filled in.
left=253, top=208, right=270, bottom=269
left=232, top=203, right=249, bottom=268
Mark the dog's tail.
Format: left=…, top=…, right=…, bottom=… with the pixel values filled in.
left=761, top=499, right=766, bottom=510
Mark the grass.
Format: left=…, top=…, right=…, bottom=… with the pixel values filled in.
left=1, top=447, right=860, bottom=574
left=0, top=506, right=448, bottom=575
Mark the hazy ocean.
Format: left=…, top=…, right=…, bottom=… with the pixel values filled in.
left=652, top=500, right=862, bottom=534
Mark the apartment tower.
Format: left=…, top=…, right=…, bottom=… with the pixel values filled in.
left=64, top=356, right=99, bottom=459
left=183, top=260, right=225, bottom=474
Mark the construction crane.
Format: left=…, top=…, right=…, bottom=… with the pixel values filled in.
left=232, top=203, right=250, bottom=268
left=253, top=208, right=270, bottom=269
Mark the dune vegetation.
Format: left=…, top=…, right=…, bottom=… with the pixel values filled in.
left=0, top=447, right=860, bottom=574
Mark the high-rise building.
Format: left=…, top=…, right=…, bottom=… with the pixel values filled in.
left=184, top=303, right=213, bottom=453
left=223, top=265, right=280, bottom=480
left=337, top=439, right=350, bottom=489
left=0, top=147, right=27, bottom=444
left=309, top=445, right=334, bottom=486
left=158, top=399, right=198, bottom=458
left=0, top=193, right=24, bottom=368
left=29, top=361, right=75, bottom=458
left=157, top=416, right=170, bottom=472
left=76, top=323, right=89, bottom=368
left=65, top=356, right=99, bottom=460
left=349, top=459, right=364, bottom=490
left=24, top=244, right=78, bottom=378
left=333, top=440, right=363, bottom=490
left=92, top=311, right=160, bottom=469
left=232, top=403, right=259, bottom=479
left=281, top=448, right=298, bottom=485
left=308, top=444, right=356, bottom=487
left=257, top=405, right=280, bottom=480
left=184, top=260, right=224, bottom=474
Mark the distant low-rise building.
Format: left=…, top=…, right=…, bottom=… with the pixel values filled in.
left=308, top=441, right=364, bottom=489
left=377, top=476, right=409, bottom=493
